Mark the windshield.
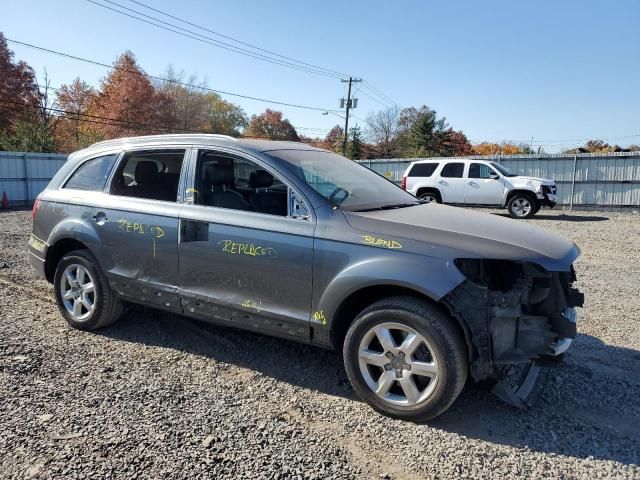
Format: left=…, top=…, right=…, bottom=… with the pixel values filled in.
left=491, top=162, right=517, bottom=177
left=266, top=149, right=420, bottom=211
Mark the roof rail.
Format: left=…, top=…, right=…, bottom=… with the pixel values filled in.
left=90, top=133, right=238, bottom=148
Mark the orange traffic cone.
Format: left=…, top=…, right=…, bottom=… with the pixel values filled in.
left=2, top=192, right=8, bottom=209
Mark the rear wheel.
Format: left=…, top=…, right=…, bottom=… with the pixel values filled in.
left=507, top=193, right=538, bottom=218
left=343, top=297, right=468, bottom=421
left=53, top=249, right=124, bottom=330
left=418, top=190, right=441, bottom=204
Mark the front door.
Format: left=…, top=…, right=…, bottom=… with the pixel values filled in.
left=464, top=162, right=505, bottom=205
left=94, top=147, right=188, bottom=311
left=178, top=149, right=315, bottom=340
left=436, top=161, right=467, bottom=203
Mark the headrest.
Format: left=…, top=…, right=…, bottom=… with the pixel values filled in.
left=249, top=170, right=274, bottom=189
left=135, top=161, right=158, bottom=183
left=205, top=163, right=234, bottom=186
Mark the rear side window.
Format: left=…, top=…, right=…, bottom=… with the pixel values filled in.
left=63, top=154, right=118, bottom=191
left=110, top=150, right=185, bottom=202
left=408, top=163, right=438, bottom=177
left=440, top=162, right=465, bottom=178
left=468, top=163, right=496, bottom=179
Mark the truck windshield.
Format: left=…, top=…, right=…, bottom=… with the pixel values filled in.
left=491, top=162, right=517, bottom=177
left=266, top=149, right=420, bottom=211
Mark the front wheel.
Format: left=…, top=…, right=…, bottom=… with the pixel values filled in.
left=53, top=249, right=124, bottom=330
left=343, top=297, right=468, bottom=421
left=507, top=193, right=538, bottom=219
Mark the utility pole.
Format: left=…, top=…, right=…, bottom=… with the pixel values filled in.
left=340, top=77, right=361, bottom=157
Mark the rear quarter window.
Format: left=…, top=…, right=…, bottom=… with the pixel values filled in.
left=408, top=163, right=438, bottom=177
left=63, top=154, right=119, bottom=191
left=440, top=162, right=465, bottom=178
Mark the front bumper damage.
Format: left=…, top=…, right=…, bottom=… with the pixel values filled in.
left=443, top=260, right=584, bottom=407
left=537, top=185, right=557, bottom=208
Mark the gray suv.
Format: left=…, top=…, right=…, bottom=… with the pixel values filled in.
left=29, top=134, right=584, bottom=420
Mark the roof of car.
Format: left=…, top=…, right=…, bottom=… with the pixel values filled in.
left=82, top=134, right=328, bottom=155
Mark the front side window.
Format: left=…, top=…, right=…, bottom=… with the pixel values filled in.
left=194, top=150, right=288, bottom=216
left=265, top=149, right=419, bottom=212
left=440, top=162, right=465, bottom=178
left=110, top=150, right=185, bottom=202
left=64, top=154, right=118, bottom=191
left=409, top=163, right=438, bottom=177
left=468, top=163, right=496, bottom=179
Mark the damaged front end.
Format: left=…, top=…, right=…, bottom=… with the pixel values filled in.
left=443, top=259, right=584, bottom=407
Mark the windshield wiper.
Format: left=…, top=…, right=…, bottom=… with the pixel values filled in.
left=355, top=202, right=420, bottom=212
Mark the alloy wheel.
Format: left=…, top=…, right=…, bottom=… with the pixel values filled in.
left=60, top=264, right=96, bottom=321
left=511, top=197, right=532, bottom=217
left=358, top=322, right=439, bottom=406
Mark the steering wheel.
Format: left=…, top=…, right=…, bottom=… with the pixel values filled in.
left=328, top=187, right=349, bottom=206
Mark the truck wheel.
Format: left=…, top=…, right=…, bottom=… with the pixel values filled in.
left=53, top=249, right=124, bottom=330
left=343, top=297, right=468, bottom=421
left=418, top=190, right=441, bottom=204
left=507, top=193, right=538, bottom=219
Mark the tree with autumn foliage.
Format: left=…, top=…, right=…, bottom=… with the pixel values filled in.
left=85, top=51, right=170, bottom=140
left=323, top=125, right=344, bottom=153
left=54, top=78, right=97, bottom=151
left=0, top=32, right=43, bottom=149
left=244, top=109, right=298, bottom=141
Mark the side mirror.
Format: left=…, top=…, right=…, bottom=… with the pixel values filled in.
left=290, top=191, right=310, bottom=220
left=489, top=172, right=500, bottom=180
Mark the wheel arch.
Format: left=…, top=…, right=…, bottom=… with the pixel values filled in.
left=505, top=188, right=537, bottom=206
left=416, top=187, right=442, bottom=202
left=328, top=284, right=472, bottom=360
left=45, top=220, right=109, bottom=282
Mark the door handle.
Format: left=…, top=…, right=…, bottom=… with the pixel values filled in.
left=93, top=212, right=108, bottom=225
left=437, top=180, right=447, bottom=185
left=468, top=181, right=478, bottom=186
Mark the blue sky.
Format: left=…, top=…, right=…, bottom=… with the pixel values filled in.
left=3, top=0, right=639, bottom=152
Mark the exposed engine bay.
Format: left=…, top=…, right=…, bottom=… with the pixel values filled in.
left=444, top=259, right=584, bottom=406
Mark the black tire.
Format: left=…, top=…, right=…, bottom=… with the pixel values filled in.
left=418, top=190, right=442, bottom=204
left=343, top=297, right=468, bottom=421
left=531, top=203, right=541, bottom=215
left=507, top=193, right=538, bottom=219
left=53, top=249, right=124, bottom=330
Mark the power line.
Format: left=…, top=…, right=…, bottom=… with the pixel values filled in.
left=84, top=0, right=401, bottom=109
left=0, top=99, right=332, bottom=137
left=123, top=0, right=348, bottom=78
left=362, top=80, right=400, bottom=108
left=84, top=0, right=343, bottom=79
left=6, top=38, right=340, bottom=113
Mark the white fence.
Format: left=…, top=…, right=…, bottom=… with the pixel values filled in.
left=357, top=151, right=640, bottom=208
left=1, top=151, right=640, bottom=208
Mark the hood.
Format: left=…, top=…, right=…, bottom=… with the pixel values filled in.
left=511, top=175, right=555, bottom=185
left=344, top=204, right=578, bottom=271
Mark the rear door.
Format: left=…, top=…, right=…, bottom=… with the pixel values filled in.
left=177, top=148, right=315, bottom=340
left=465, top=162, right=505, bottom=205
left=436, top=162, right=466, bottom=203
left=92, top=147, right=188, bottom=311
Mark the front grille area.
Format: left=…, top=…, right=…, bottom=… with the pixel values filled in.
left=543, top=185, right=557, bottom=195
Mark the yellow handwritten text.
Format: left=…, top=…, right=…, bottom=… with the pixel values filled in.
left=361, top=235, right=402, bottom=249
left=241, top=299, right=261, bottom=310
left=218, top=240, right=277, bottom=258
left=117, top=219, right=165, bottom=238
left=312, top=310, right=327, bottom=325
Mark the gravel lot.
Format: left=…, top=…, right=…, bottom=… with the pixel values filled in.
left=1, top=207, right=639, bottom=479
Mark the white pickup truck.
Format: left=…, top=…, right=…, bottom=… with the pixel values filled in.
left=401, top=159, right=558, bottom=218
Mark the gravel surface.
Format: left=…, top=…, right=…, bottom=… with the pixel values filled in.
left=1, top=207, right=639, bottom=479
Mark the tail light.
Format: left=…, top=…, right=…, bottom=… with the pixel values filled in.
left=401, top=176, right=407, bottom=190
left=32, top=196, right=42, bottom=220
